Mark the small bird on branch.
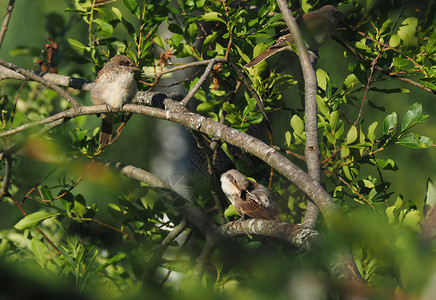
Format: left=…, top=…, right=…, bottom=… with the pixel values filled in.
left=91, top=55, right=140, bottom=146
left=220, top=169, right=280, bottom=221
left=244, top=5, right=343, bottom=68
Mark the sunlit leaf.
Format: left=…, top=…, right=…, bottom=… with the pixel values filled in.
left=383, top=112, right=397, bottom=135
left=14, top=212, right=61, bottom=230
left=346, top=126, right=358, bottom=144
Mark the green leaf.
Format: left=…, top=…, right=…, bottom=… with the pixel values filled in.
left=94, top=18, right=113, bottom=38
left=389, top=34, right=401, bottom=47
left=68, top=39, right=88, bottom=55
left=367, top=122, right=378, bottom=143
left=112, top=7, right=123, bottom=21
left=343, top=74, right=358, bottom=89
left=341, top=146, right=350, bottom=158
left=97, top=7, right=114, bottom=21
left=402, top=210, right=420, bottom=231
left=123, top=0, right=139, bottom=17
left=325, top=132, right=336, bottom=145
left=234, top=44, right=250, bottom=65
left=73, top=195, right=86, bottom=218
left=398, top=133, right=433, bottom=148
left=14, top=211, right=61, bottom=230
left=386, top=196, right=403, bottom=223
left=154, top=35, right=166, bottom=50
left=290, top=115, right=304, bottom=134
left=383, top=112, right=397, bottom=135
left=375, top=158, right=397, bottom=170
left=201, top=12, right=225, bottom=23
left=285, top=131, right=292, bottom=147
left=329, top=110, right=340, bottom=131
left=392, top=57, right=410, bottom=69
left=224, top=204, right=238, bottom=218
left=108, top=203, right=123, bottom=220
left=197, top=100, right=220, bottom=113
left=380, top=19, right=392, bottom=34
left=401, top=102, right=428, bottom=133
left=346, top=126, right=358, bottom=144
left=397, top=17, right=418, bottom=47
left=316, top=95, right=329, bottom=118
left=243, top=98, right=256, bottom=116
left=362, top=179, right=375, bottom=188
left=31, top=238, right=47, bottom=266
left=316, top=69, right=329, bottom=91
left=201, top=31, right=219, bottom=54
left=185, top=23, right=198, bottom=44
left=168, top=23, right=183, bottom=35
left=95, top=253, right=126, bottom=273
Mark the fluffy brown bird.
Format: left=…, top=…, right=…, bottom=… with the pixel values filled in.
left=244, top=5, right=342, bottom=68
left=91, top=55, right=139, bottom=146
left=220, top=169, right=279, bottom=221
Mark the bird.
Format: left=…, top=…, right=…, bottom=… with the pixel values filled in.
left=244, top=5, right=343, bottom=68
left=220, top=169, right=280, bottom=221
left=90, top=55, right=140, bottom=146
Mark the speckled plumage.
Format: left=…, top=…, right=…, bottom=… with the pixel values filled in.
left=91, top=55, right=139, bottom=146
left=221, top=169, right=279, bottom=221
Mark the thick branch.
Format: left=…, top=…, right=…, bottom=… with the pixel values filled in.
left=0, top=59, right=81, bottom=107
left=0, top=65, right=93, bottom=91
left=0, top=103, right=339, bottom=225
left=220, top=220, right=321, bottom=251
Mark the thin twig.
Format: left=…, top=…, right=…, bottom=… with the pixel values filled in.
left=354, top=52, right=381, bottom=126
left=325, top=169, right=375, bottom=209
left=357, top=31, right=424, bottom=74
left=0, top=0, right=15, bottom=49
left=8, top=194, right=62, bottom=254
left=333, top=37, right=435, bottom=94
left=0, top=119, right=66, bottom=160
left=0, top=156, right=13, bottom=198
left=146, top=58, right=228, bottom=88
left=181, top=59, right=216, bottom=106
left=148, top=219, right=188, bottom=274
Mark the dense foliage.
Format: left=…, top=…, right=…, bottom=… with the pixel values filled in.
left=0, top=0, right=435, bottom=298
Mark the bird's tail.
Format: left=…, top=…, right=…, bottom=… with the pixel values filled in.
left=244, top=48, right=280, bottom=68
left=99, top=113, right=114, bottom=147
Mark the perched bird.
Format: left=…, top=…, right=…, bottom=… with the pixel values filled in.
left=91, top=55, right=139, bottom=146
left=244, top=5, right=343, bottom=68
left=220, top=169, right=279, bottom=221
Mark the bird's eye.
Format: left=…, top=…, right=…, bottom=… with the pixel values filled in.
left=233, top=179, right=237, bottom=184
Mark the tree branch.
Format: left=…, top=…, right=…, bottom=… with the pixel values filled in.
left=333, top=37, right=435, bottom=95
left=181, top=59, right=216, bottom=106
left=0, top=0, right=15, bottom=49
left=0, top=102, right=338, bottom=225
left=0, top=59, right=81, bottom=107
left=0, top=65, right=93, bottom=91
left=220, top=220, right=321, bottom=251
left=276, top=0, right=321, bottom=229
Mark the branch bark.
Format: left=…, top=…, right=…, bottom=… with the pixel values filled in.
left=0, top=59, right=81, bottom=107
left=0, top=0, right=15, bottom=49
left=276, top=0, right=321, bottom=230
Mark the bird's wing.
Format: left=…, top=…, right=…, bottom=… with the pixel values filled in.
left=234, top=194, right=279, bottom=220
